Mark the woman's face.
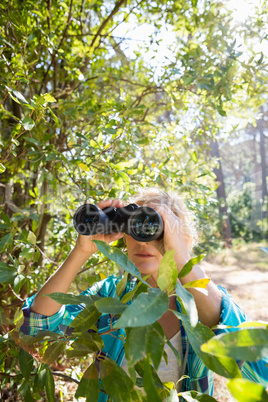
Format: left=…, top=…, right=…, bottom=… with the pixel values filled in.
left=125, top=234, right=163, bottom=280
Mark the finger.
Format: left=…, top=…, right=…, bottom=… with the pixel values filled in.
left=146, top=203, right=169, bottom=217
left=96, top=199, right=113, bottom=209
left=96, top=199, right=125, bottom=210
left=107, top=232, right=124, bottom=243
left=110, top=198, right=125, bottom=208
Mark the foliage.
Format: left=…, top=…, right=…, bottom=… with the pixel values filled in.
left=1, top=242, right=268, bottom=401
left=228, top=183, right=267, bottom=242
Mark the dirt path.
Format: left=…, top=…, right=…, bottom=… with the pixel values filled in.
left=201, top=242, right=268, bottom=401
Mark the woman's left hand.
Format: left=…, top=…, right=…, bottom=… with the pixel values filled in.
left=147, top=203, right=191, bottom=272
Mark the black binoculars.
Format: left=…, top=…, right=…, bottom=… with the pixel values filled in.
left=73, top=203, right=164, bottom=242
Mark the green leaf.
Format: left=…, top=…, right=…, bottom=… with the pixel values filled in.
left=183, top=278, right=210, bottom=290
left=72, top=332, right=104, bottom=352
left=173, top=311, right=242, bottom=379
left=0, top=333, right=9, bottom=346
left=125, top=327, right=147, bottom=367
left=66, top=342, right=92, bottom=358
left=178, top=255, right=205, bottom=278
left=1, top=213, right=10, bottom=227
left=104, top=127, right=117, bottom=134
left=143, top=358, right=162, bottom=402
left=0, top=163, right=6, bottom=173
left=116, top=272, right=128, bottom=297
left=93, top=241, right=148, bottom=285
left=21, top=117, right=35, bottom=131
left=37, top=368, right=47, bottom=390
left=0, top=233, right=13, bottom=253
left=95, top=297, right=127, bottom=314
left=75, top=363, right=99, bottom=402
left=134, top=359, right=163, bottom=390
left=117, top=171, right=130, bottom=183
left=125, top=323, right=165, bottom=370
left=47, top=107, right=60, bottom=126
left=120, top=279, right=145, bottom=304
left=191, top=151, right=198, bottom=163
left=31, top=330, right=60, bottom=344
left=27, top=231, right=36, bottom=245
left=201, top=328, right=268, bottom=361
left=0, top=307, right=7, bottom=325
left=11, top=138, right=19, bottom=146
left=24, top=388, right=36, bottom=402
left=166, top=337, right=181, bottom=366
left=42, top=340, right=65, bottom=365
left=45, top=292, right=99, bottom=306
left=114, top=158, right=137, bottom=170
left=157, top=250, right=178, bottom=294
left=183, top=74, right=195, bottom=85
left=146, top=323, right=165, bottom=369
left=227, top=379, right=268, bottom=402
left=100, top=357, right=134, bottom=402
left=237, top=321, right=268, bottom=329
left=114, top=289, right=169, bottom=328
left=19, top=347, right=34, bottom=379
left=175, top=283, right=198, bottom=328
left=20, top=245, right=35, bottom=260
left=180, top=391, right=217, bottom=401
left=44, top=93, right=56, bottom=103
left=166, top=389, right=179, bottom=401
left=6, top=86, right=28, bottom=104
left=217, top=106, right=227, bottom=117
left=13, top=274, right=26, bottom=293
left=71, top=304, right=101, bottom=332
left=45, top=368, right=55, bottom=402
left=0, top=262, right=17, bottom=283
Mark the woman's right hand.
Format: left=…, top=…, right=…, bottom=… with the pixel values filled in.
left=74, top=199, right=125, bottom=256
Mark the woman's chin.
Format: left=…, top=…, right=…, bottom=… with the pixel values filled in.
left=136, top=262, right=159, bottom=276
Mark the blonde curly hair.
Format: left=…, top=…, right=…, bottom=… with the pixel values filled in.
left=128, top=187, right=199, bottom=251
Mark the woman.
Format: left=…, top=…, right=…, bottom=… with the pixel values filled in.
left=20, top=187, right=268, bottom=400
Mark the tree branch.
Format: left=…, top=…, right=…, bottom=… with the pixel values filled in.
left=0, top=371, right=79, bottom=384
left=47, top=0, right=51, bottom=31
left=39, top=0, right=74, bottom=94
left=90, top=0, right=127, bottom=49
left=76, top=259, right=109, bottom=276
left=8, top=284, right=24, bottom=302
left=51, top=371, right=80, bottom=384
left=65, top=32, right=149, bottom=43
left=80, top=0, right=127, bottom=75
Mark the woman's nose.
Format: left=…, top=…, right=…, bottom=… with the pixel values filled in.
left=136, top=241, right=149, bottom=246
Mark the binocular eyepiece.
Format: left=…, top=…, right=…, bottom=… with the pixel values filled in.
left=73, top=203, right=164, bottom=242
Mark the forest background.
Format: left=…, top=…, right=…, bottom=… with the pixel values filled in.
left=0, top=0, right=267, bottom=401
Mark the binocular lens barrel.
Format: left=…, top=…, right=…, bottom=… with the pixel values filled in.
left=129, top=209, right=163, bottom=241
left=73, top=203, right=163, bottom=242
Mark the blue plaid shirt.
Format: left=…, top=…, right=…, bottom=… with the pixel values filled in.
left=21, top=276, right=268, bottom=401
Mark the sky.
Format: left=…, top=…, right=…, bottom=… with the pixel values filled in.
left=112, top=0, right=265, bottom=84
left=112, top=0, right=266, bottom=137
left=112, top=0, right=259, bottom=62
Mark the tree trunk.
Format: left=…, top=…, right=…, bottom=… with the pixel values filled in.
left=210, top=138, right=232, bottom=248
left=252, top=132, right=262, bottom=200
left=257, top=112, right=267, bottom=221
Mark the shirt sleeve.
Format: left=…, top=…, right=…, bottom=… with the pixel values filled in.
left=216, top=285, right=268, bottom=388
left=20, top=294, right=67, bottom=336
left=20, top=279, right=106, bottom=336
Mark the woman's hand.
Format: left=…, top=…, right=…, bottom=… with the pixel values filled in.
left=143, top=203, right=222, bottom=329
left=32, top=198, right=125, bottom=316
left=147, top=203, right=191, bottom=272
left=74, top=199, right=125, bottom=256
